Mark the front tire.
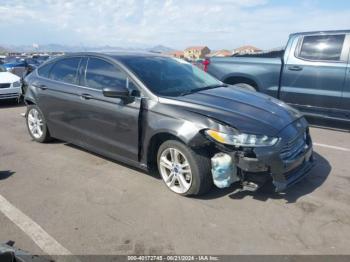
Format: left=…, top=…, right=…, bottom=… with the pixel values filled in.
left=157, top=140, right=212, bottom=196
left=26, top=105, right=52, bottom=143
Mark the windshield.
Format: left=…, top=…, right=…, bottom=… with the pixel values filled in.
left=119, top=56, right=222, bottom=96
left=0, top=65, right=6, bottom=72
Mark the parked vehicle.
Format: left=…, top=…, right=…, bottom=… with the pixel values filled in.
left=0, top=241, right=51, bottom=262
left=0, top=56, right=5, bottom=65
left=0, top=65, right=22, bottom=100
left=206, top=30, right=350, bottom=123
left=24, top=53, right=314, bottom=196
left=25, top=58, right=41, bottom=68
left=3, top=57, right=28, bottom=78
left=32, top=55, right=50, bottom=65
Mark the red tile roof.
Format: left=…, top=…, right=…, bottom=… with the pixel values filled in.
left=184, top=46, right=208, bottom=51
left=167, top=50, right=184, bottom=56
left=208, top=49, right=232, bottom=57
left=234, top=45, right=261, bottom=52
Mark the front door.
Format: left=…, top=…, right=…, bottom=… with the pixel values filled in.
left=280, top=33, right=348, bottom=117
left=75, top=57, right=141, bottom=163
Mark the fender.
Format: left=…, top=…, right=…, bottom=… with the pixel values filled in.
left=23, top=87, right=38, bottom=106
left=140, top=102, right=220, bottom=167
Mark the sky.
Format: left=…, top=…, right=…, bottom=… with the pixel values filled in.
left=0, top=0, right=350, bottom=50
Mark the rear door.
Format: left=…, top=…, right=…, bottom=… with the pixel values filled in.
left=280, top=33, right=348, bottom=117
left=35, top=56, right=83, bottom=142
left=74, top=56, right=142, bottom=162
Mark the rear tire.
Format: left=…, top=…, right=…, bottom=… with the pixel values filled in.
left=232, top=83, right=256, bottom=92
left=26, top=105, right=52, bottom=143
left=157, top=140, right=213, bottom=196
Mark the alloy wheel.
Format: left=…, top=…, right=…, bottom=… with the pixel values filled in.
left=27, top=108, right=44, bottom=139
left=159, top=147, right=192, bottom=194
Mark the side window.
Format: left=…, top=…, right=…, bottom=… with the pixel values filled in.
left=85, top=58, right=127, bottom=90
left=298, top=34, right=345, bottom=61
left=49, top=57, right=81, bottom=84
left=37, top=62, right=54, bottom=78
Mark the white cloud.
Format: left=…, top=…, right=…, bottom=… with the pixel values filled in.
left=0, top=0, right=349, bottom=49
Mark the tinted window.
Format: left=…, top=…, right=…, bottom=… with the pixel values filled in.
left=85, top=58, right=127, bottom=90
left=37, top=62, right=54, bottom=78
left=0, top=65, right=6, bottom=72
left=299, top=34, right=345, bottom=61
left=49, top=57, right=81, bottom=84
left=118, top=56, right=221, bottom=96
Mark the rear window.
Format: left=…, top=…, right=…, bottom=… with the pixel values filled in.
left=298, top=34, right=345, bottom=61
left=49, top=57, right=81, bottom=85
left=37, top=62, right=54, bottom=78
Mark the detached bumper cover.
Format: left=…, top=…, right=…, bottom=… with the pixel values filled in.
left=272, top=145, right=314, bottom=191
left=232, top=118, right=315, bottom=192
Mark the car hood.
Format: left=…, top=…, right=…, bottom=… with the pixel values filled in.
left=0, top=72, right=20, bottom=84
left=160, top=86, right=302, bottom=136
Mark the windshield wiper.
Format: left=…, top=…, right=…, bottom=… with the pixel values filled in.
left=179, top=84, right=228, bottom=96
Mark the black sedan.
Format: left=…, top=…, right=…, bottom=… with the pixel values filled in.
left=23, top=52, right=314, bottom=196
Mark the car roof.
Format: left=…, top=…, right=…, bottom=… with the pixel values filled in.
left=290, top=29, right=350, bottom=37
left=60, top=51, right=168, bottom=61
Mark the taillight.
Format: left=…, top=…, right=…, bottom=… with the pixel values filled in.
left=203, top=59, right=210, bottom=72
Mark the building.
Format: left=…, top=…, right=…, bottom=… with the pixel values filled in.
left=232, top=45, right=261, bottom=55
left=207, top=49, right=232, bottom=57
left=167, top=50, right=185, bottom=59
left=184, top=46, right=210, bottom=60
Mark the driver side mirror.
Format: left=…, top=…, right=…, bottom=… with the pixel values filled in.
left=102, top=86, right=129, bottom=98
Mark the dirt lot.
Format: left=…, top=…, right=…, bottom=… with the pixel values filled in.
left=1, top=101, right=350, bottom=255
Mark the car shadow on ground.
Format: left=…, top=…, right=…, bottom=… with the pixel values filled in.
left=64, top=143, right=160, bottom=179
left=0, top=171, right=15, bottom=180
left=0, top=99, right=24, bottom=109
left=198, top=152, right=331, bottom=203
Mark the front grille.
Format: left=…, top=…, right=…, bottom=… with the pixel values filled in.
left=0, top=93, right=19, bottom=98
left=280, top=132, right=308, bottom=160
left=0, top=83, right=11, bottom=89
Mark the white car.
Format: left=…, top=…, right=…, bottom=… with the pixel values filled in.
left=0, top=65, right=22, bottom=100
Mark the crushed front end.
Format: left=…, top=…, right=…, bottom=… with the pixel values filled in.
left=209, top=117, right=314, bottom=192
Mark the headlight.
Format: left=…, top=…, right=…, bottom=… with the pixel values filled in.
left=206, top=129, right=279, bottom=147
left=12, top=81, right=22, bottom=88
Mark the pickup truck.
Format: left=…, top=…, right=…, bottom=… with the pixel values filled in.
left=207, top=30, right=350, bottom=123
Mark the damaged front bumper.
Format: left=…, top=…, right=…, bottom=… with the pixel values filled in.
left=212, top=118, right=315, bottom=192
left=236, top=142, right=314, bottom=192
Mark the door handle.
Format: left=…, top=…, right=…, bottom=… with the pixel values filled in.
left=288, top=66, right=303, bottom=71
left=81, top=93, right=93, bottom=100
left=33, top=84, right=47, bottom=90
